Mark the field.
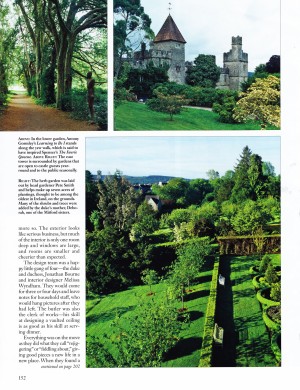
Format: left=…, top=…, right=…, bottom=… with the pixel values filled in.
left=114, top=102, right=279, bottom=131
left=86, top=254, right=280, bottom=367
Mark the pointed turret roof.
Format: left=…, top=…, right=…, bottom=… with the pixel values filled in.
left=154, top=14, right=186, bottom=44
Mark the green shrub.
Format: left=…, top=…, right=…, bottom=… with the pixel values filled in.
left=256, top=288, right=280, bottom=307
left=61, top=92, right=73, bottom=112
left=271, top=332, right=281, bottom=363
left=62, top=88, right=107, bottom=128
left=146, top=92, right=190, bottom=120
left=259, top=254, right=272, bottom=273
left=249, top=265, right=260, bottom=275
left=270, top=281, right=281, bottom=301
left=95, top=97, right=108, bottom=130
left=0, top=92, right=7, bottom=106
left=262, top=307, right=280, bottom=331
left=150, top=82, right=190, bottom=97
left=187, top=87, right=216, bottom=107
left=114, top=87, right=137, bottom=106
left=213, top=96, right=238, bottom=123
left=252, top=275, right=261, bottom=289
left=265, top=263, right=279, bottom=284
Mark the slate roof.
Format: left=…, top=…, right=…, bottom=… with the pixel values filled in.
left=154, top=14, right=186, bottom=44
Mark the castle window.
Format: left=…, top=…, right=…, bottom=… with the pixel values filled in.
left=176, top=65, right=181, bottom=72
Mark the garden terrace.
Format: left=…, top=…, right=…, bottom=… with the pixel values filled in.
left=86, top=256, right=215, bottom=367
left=212, top=255, right=279, bottom=366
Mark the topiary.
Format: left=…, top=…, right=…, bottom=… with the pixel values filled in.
left=265, top=262, right=279, bottom=284
left=259, top=254, right=271, bottom=273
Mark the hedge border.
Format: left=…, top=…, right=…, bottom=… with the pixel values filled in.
left=252, top=275, right=262, bottom=289
left=198, top=256, right=220, bottom=367
left=262, top=307, right=281, bottom=331
left=249, top=265, right=260, bottom=275
left=256, top=288, right=280, bottom=308
left=271, top=332, right=281, bottom=363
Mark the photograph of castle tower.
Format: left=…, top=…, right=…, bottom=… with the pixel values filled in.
left=114, top=0, right=280, bottom=131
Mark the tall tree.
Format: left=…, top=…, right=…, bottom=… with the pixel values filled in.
left=265, top=55, right=280, bottom=74
left=0, top=1, right=16, bottom=102
left=16, top=0, right=47, bottom=99
left=152, top=177, right=189, bottom=206
left=44, top=0, right=107, bottom=109
left=248, top=153, right=266, bottom=200
left=186, top=54, right=220, bottom=88
left=97, top=171, right=141, bottom=231
left=114, top=0, right=153, bottom=79
left=231, top=146, right=252, bottom=203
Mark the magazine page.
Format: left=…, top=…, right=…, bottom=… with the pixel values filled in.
left=0, top=0, right=300, bottom=389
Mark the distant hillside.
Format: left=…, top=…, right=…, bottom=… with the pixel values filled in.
left=124, top=175, right=176, bottom=185
left=91, top=174, right=187, bottom=185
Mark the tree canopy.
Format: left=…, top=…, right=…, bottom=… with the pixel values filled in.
left=1, top=0, right=107, bottom=110
left=186, top=54, right=220, bottom=88
left=233, top=76, right=280, bottom=129
left=114, top=0, right=153, bottom=79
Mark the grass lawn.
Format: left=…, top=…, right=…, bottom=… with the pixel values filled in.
left=214, top=255, right=279, bottom=367
left=86, top=257, right=214, bottom=367
left=114, top=101, right=279, bottom=131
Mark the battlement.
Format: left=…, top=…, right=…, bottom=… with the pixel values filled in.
left=232, top=36, right=242, bottom=45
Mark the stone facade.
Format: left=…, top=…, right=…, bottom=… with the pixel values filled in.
left=132, top=16, right=248, bottom=90
left=132, top=14, right=186, bottom=84
left=216, top=36, right=248, bottom=91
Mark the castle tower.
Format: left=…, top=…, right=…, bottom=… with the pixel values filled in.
left=152, top=14, right=186, bottom=84
left=222, top=36, right=248, bottom=90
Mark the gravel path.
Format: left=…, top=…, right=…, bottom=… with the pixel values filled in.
left=0, top=94, right=98, bottom=131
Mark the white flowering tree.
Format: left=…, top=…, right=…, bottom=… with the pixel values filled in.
left=233, top=75, right=280, bottom=129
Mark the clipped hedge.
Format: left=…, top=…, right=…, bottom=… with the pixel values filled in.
left=252, top=275, right=262, bottom=289
left=249, top=265, right=260, bottom=275
left=262, top=308, right=281, bottom=331
left=217, top=235, right=281, bottom=256
left=199, top=256, right=220, bottom=367
left=271, top=332, right=281, bottom=363
left=256, top=288, right=280, bottom=308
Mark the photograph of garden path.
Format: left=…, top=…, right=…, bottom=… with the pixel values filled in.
left=85, top=136, right=281, bottom=367
left=114, top=0, right=280, bottom=131
left=0, top=1, right=107, bottom=131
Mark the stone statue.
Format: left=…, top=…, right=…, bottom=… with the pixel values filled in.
left=87, top=71, right=95, bottom=122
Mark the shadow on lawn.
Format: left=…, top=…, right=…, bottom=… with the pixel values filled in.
left=236, top=333, right=275, bottom=367
left=188, top=310, right=204, bottom=322
left=164, top=336, right=202, bottom=362
left=86, top=305, right=136, bottom=326
left=185, top=289, right=210, bottom=301
left=193, top=274, right=212, bottom=285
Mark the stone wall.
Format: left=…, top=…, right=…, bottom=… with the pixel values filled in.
left=153, top=41, right=186, bottom=84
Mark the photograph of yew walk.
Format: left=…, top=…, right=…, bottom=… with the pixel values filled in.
left=86, top=136, right=281, bottom=367
left=0, top=0, right=107, bottom=131
left=114, top=0, right=280, bottom=131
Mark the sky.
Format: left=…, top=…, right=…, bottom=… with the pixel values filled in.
left=86, top=136, right=280, bottom=179
left=139, top=0, right=280, bottom=72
